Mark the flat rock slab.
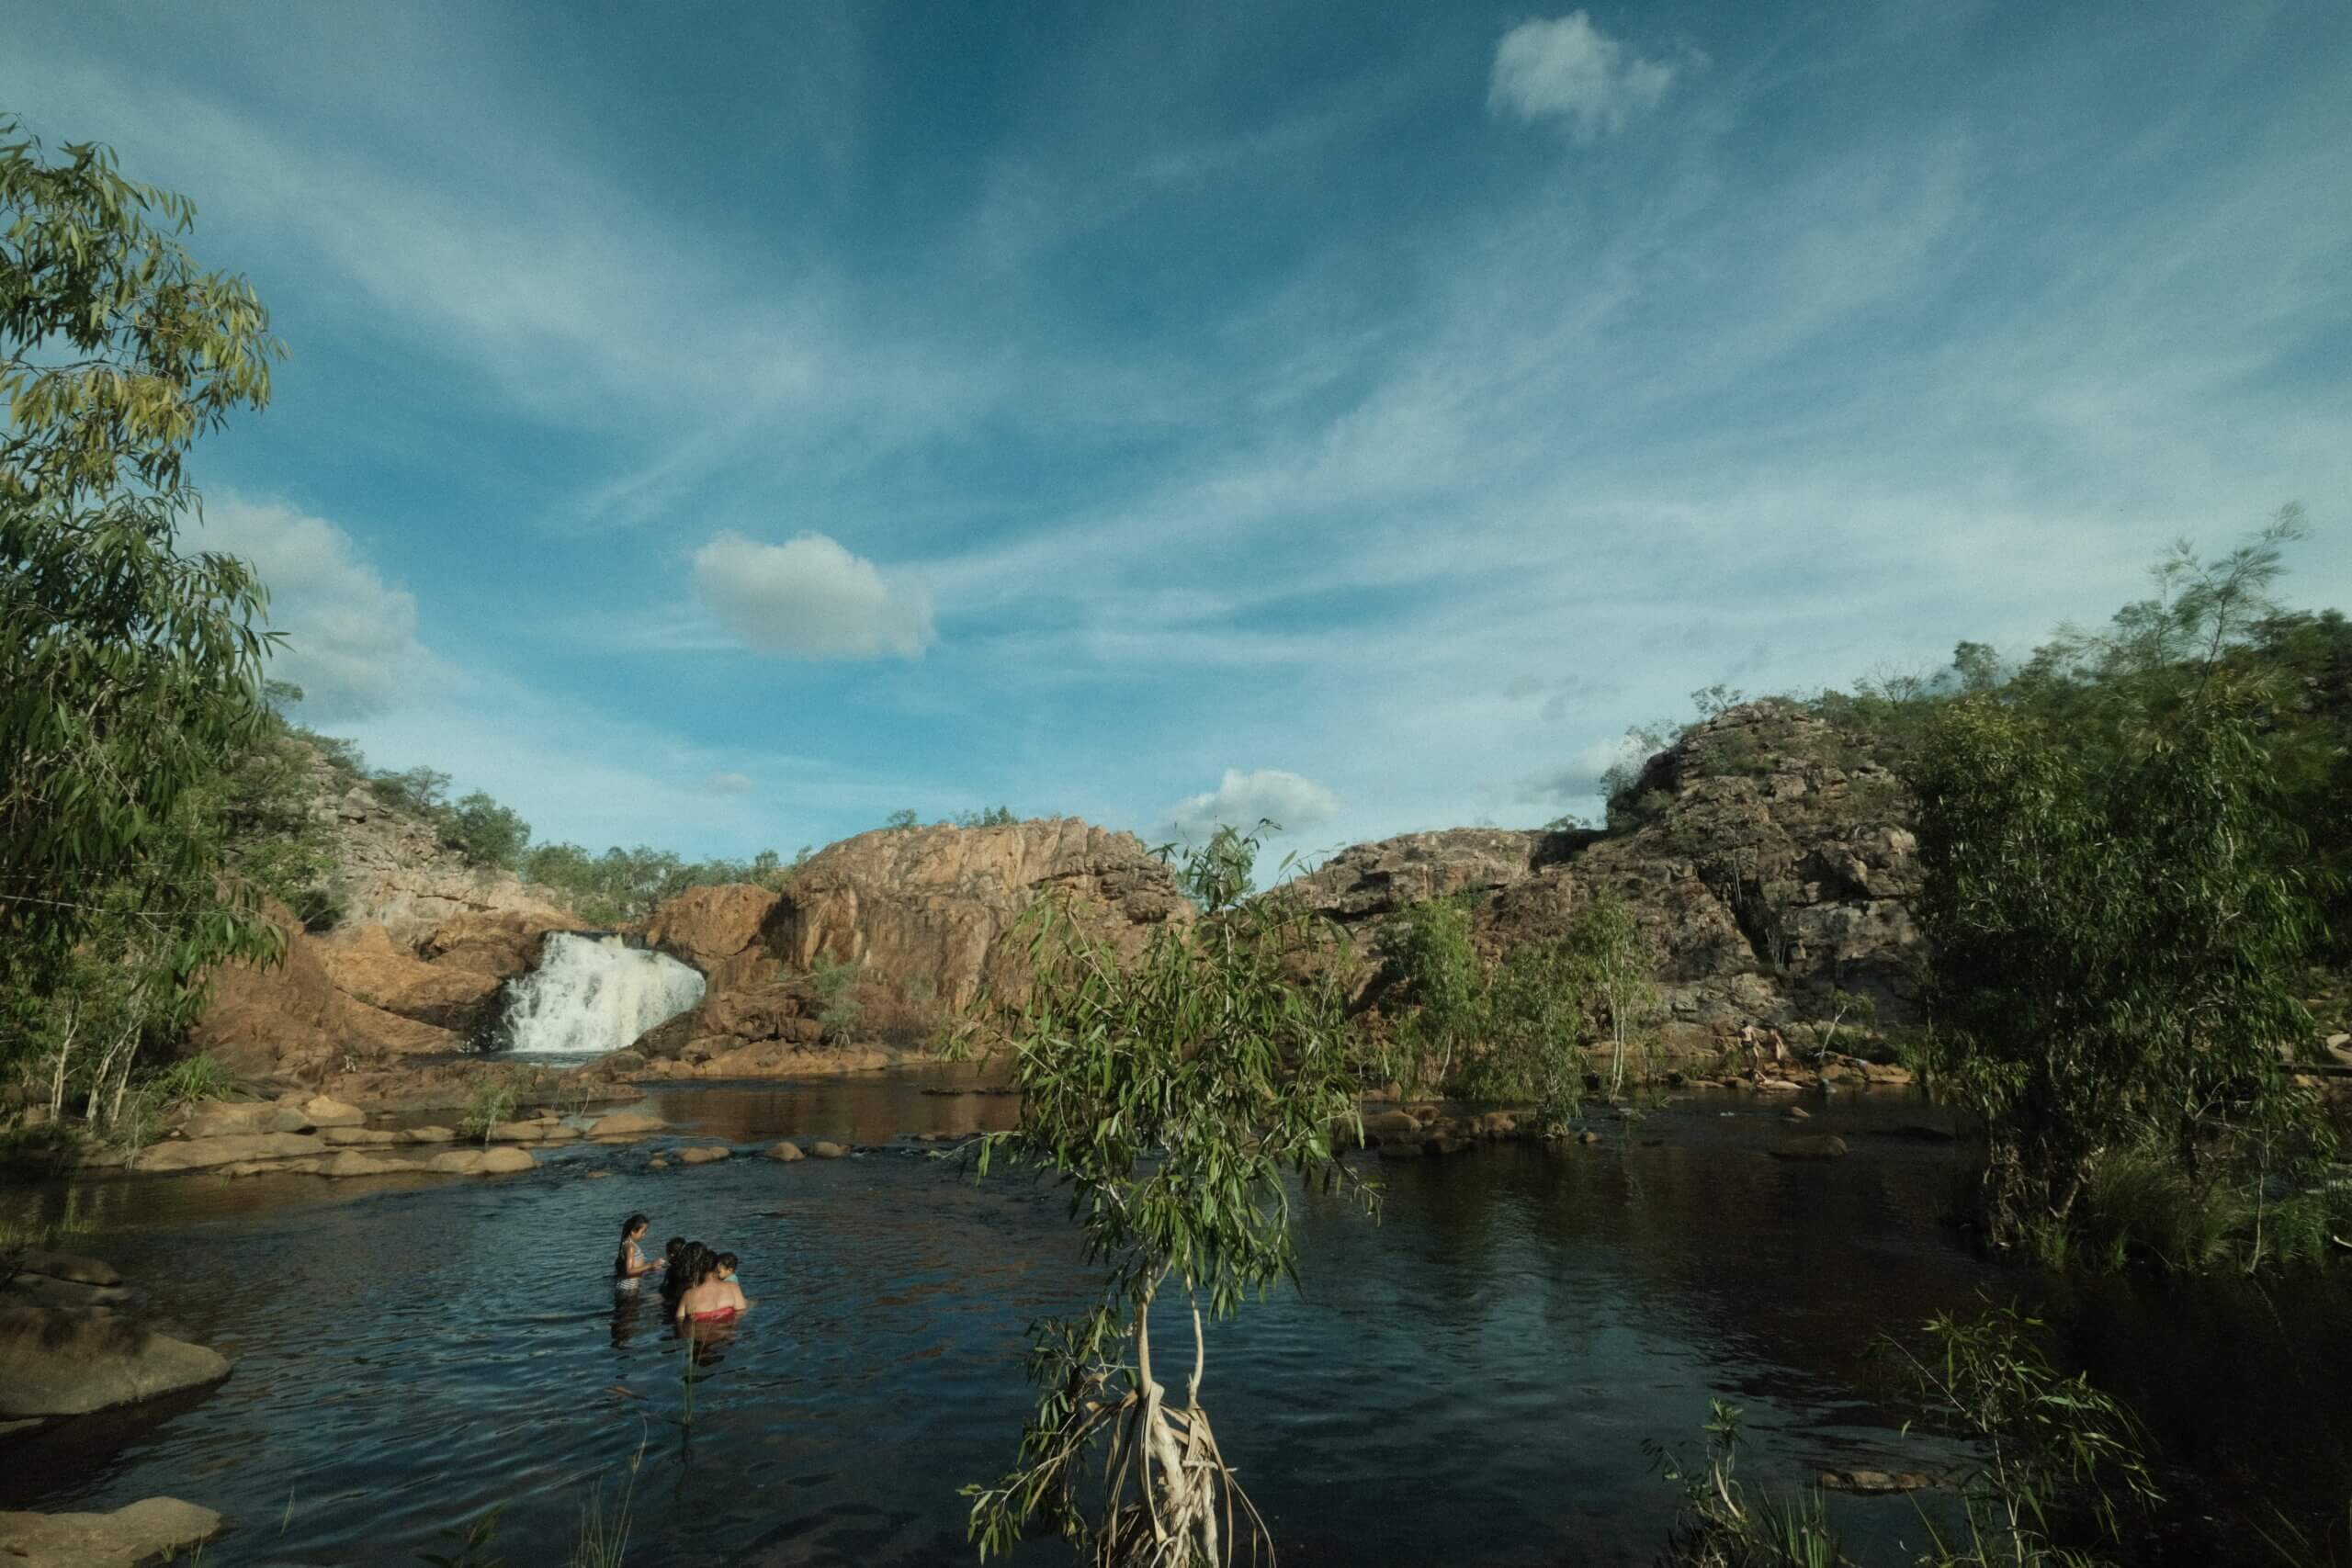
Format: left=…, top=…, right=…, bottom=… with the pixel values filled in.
left=590, top=1110, right=665, bottom=1138
left=14, top=1250, right=121, bottom=1288
left=0, top=1308, right=230, bottom=1418
left=678, top=1145, right=731, bottom=1165
left=0, top=1497, right=224, bottom=1567
left=6, top=1273, right=133, bottom=1311
left=426, top=1147, right=537, bottom=1176
left=136, top=1133, right=326, bottom=1172
left=180, top=1101, right=309, bottom=1139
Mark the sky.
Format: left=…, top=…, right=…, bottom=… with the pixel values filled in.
left=8, top=1, right=2350, bottom=870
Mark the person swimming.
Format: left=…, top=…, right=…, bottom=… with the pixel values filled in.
left=613, top=1214, right=664, bottom=1284
left=675, top=1247, right=749, bottom=1326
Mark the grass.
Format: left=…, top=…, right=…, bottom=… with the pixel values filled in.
left=2042, top=1147, right=2352, bottom=1274
left=568, top=1430, right=648, bottom=1568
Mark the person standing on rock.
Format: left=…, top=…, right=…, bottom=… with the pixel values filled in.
left=613, top=1214, right=663, bottom=1287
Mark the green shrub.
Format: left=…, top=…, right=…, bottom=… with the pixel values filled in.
left=811, top=957, right=862, bottom=1043
left=458, top=1074, right=520, bottom=1146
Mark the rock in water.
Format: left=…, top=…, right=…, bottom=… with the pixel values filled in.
left=678, top=1145, right=731, bottom=1165
left=0, top=1308, right=231, bottom=1418
left=1771, top=1134, right=1849, bottom=1162
left=589, top=1109, right=665, bottom=1139
left=0, top=1498, right=223, bottom=1567
left=809, top=1142, right=848, bottom=1159
left=765, top=1140, right=806, bottom=1162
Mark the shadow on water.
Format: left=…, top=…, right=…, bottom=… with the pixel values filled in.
left=0, top=1070, right=2344, bottom=1565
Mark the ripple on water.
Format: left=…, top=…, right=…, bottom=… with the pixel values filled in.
left=2, top=1078, right=2347, bottom=1565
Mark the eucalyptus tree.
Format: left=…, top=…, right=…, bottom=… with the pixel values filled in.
left=2, top=115, right=287, bottom=1073
left=956, top=829, right=1374, bottom=1566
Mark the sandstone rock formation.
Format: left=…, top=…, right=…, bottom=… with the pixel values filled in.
left=627, top=819, right=1191, bottom=1071
left=0, top=1498, right=224, bottom=1568
left=182, top=750, right=582, bottom=1086
left=0, top=1307, right=231, bottom=1418
left=1285, top=703, right=1922, bottom=1052
left=317, top=924, right=504, bottom=1032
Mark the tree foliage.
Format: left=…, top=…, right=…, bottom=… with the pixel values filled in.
left=954, top=828, right=1373, bottom=1565
left=1, top=115, right=287, bottom=1083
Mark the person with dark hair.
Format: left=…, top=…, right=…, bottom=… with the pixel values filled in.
left=661, top=1241, right=708, bottom=1314
left=675, top=1246, right=747, bottom=1326
left=613, top=1214, right=663, bottom=1284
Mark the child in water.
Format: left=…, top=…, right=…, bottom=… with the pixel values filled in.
left=613, top=1214, right=665, bottom=1286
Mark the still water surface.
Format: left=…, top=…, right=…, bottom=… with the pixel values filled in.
left=5, top=1073, right=2347, bottom=1565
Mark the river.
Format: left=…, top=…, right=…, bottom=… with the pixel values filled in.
left=4, top=1072, right=2346, bottom=1564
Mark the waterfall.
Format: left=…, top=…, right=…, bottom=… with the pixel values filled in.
left=498, top=933, right=706, bottom=1055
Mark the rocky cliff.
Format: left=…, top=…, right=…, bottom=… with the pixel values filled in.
left=187, top=758, right=581, bottom=1086
left=625, top=818, right=1192, bottom=1076
left=1285, top=702, right=1920, bottom=1053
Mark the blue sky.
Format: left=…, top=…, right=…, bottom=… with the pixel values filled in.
left=9, top=1, right=2349, bottom=867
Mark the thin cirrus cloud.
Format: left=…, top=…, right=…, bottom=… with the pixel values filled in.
left=690, top=531, right=936, bottom=660
left=1161, top=769, right=1342, bottom=845
left=1487, top=12, right=1683, bottom=140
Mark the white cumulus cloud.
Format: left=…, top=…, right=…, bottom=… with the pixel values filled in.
left=706, top=770, right=755, bottom=795
left=193, top=495, right=426, bottom=721
left=1161, top=768, right=1340, bottom=844
left=1488, top=13, right=1679, bottom=141
left=691, top=531, right=934, bottom=660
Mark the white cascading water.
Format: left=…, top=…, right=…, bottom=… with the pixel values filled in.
left=500, top=933, right=706, bottom=1055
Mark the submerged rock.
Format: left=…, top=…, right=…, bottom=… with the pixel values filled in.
left=0, top=1497, right=223, bottom=1567
left=1771, top=1134, right=1850, bottom=1162
left=0, top=1308, right=230, bottom=1418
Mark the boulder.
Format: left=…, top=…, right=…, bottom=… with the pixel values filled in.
left=0, top=1498, right=223, bottom=1567
left=1363, top=1110, right=1421, bottom=1138
left=317, top=922, right=504, bottom=1032
left=401, top=1125, right=457, bottom=1144
left=678, top=1145, right=731, bottom=1165
left=591, top=1109, right=665, bottom=1138
left=300, top=1095, right=367, bottom=1128
left=0, top=1308, right=231, bottom=1417
left=808, top=1141, right=848, bottom=1160
left=136, top=1133, right=326, bottom=1173
left=765, top=1140, right=806, bottom=1163
left=479, top=1146, right=536, bottom=1174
